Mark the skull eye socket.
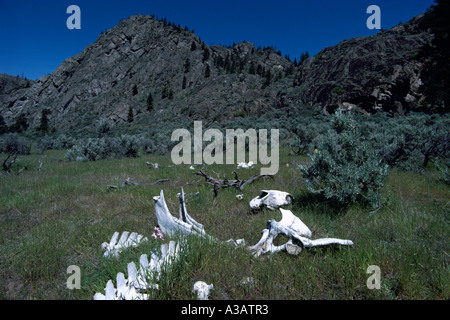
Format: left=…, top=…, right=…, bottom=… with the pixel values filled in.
left=257, top=191, right=269, bottom=199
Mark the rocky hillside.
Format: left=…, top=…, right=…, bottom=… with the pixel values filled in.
left=0, top=14, right=292, bottom=135
left=288, top=13, right=433, bottom=115
left=0, top=3, right=447, bottom=136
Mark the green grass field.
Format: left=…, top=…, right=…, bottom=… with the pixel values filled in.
left=0, top=148, right=448, bottom=299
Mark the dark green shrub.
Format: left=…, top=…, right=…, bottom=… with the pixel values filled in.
left=368, top=113, right=449, bottom=172
left=116, top=135, right=140, bottom=158
left=0, top=133, right=31, bottom=154
left=299, top=109, right=389, bottom=208
left=96, top=118, right=113, bottom=137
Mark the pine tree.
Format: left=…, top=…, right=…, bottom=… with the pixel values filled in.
left=10, top=113, right=28, bottom=133
left=38, top=109, right=51, bottom=133
left=0, top=114, right=8, bottom=134
left=127, top=106, right=134, bottom=123
left=168, top=88, right=174, bottom=100
left=263, top=70, right=272, bottom=88
left=205, top=65, right=211, bottom=78
left=132, top=84, right=138, bottom=96
left=182, top=76, right=187, bottom=89
left=146, top=93, right=153, bottom=112
left=249, top=63, right=256, bottom=75
left=202, top=47, right=210, bottom=63
left=300, top=51, right=310, bottom=64
left=191, top=41, right=197, bottom=51
left=161, top=86, right=168, bottom=99
left=184, top=58, right=190, bottom=73
left=256, top=64, right=263, bottom=76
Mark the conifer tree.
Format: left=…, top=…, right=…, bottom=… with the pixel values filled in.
left=0, top=114, right=7, bottom=134
left=10, top=113, right=28, bottom=133
left=202, top=47, right=210, bottom=63
left=146, top=93, right=153, bottom=111
left=263, top=69, right=272, bottom=88
left=249, top=63, right=256, bottom=75
left=184, top=58, right=190, bottom=73
left=127, top=106, right=134, bottom=123
left=38, top=109, right=51, bottom=133
left=300, top=51, right=310, bottom=64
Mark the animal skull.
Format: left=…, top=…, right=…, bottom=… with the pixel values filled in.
left=249, top=190, right=294, bottom=210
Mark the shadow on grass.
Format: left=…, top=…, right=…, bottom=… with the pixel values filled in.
left=291, top=189, right=350, bottom=218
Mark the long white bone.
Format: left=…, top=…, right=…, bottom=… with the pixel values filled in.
left=249, top=208, right=353, bottom=256
left=154, top=188, right=245, bottom=248
left=153, top=188, right=211, bottom=239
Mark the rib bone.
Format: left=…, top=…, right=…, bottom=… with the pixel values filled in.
left=101, top=231, right=148, bottom=258
left=94, top=240, right=182, bottom=300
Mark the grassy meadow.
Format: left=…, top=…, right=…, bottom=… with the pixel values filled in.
left=0, top=147, right=448, bottom=300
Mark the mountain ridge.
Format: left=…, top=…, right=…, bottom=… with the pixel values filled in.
left=0, top=4, right=447, bottom=136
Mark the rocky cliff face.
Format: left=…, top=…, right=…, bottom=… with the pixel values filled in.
left=0, top=15, right=292, bottom=134
left=0, top=6, right=446, bottom=135
left=287, top=13, right=434, bottom=115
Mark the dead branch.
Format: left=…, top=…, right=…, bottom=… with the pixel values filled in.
left=107, top=177, right=169, bottom=190
left=146, top=162, right=159, bottom=169
left=194, top=170, right=274, bottom=197
left=2, top=151, right=18, bottom=174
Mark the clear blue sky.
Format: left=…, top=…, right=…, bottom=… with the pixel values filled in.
left=0, top=0, right=435, bottom=80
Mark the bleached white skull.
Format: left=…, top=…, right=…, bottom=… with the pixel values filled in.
left=249, top=190, right=294, bottom=210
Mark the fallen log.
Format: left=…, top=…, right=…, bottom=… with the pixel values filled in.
left=107, top=177, right=169, bottom=190
left=1, top=151, right=17, bottom=174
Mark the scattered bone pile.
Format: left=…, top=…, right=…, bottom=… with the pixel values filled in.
left=94, top=183, right=354, bottom=300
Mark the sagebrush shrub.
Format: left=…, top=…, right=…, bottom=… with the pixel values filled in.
left=299, top=109, right=389, bottom=208
left=0, top=134, right=31, bottom=154
left=368, top=112, right=449, bottom=172
left=116, top=135, right=140, bottom=158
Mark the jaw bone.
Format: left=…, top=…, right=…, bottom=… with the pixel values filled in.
left=153, top=188, right=210, bottom=239
left=248, top=208, right=354, bottom=257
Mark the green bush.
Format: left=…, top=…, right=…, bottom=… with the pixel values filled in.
left=0, top=133, right=31, bottom=154
left=299, top=109, right=389, bottom=208
left=116, top=135, right=140, bottom=158
left=64, top=137, right=119, bottom=161
left=367, top=113, right=449, bottom=172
